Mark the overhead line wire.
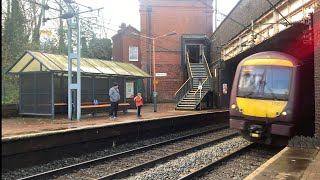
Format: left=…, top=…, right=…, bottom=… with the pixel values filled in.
left=80, top=17, right=179, bottom=53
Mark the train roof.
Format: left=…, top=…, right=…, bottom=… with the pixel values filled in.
left=239, top=51, right=309, bottom=67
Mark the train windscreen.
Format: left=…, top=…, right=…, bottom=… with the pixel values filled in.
left=237, top=66, right=292, bottom=100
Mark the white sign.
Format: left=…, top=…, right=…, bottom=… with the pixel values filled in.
left=156, top=73, right=167, bottom=77
left=223, top=84, right=228, bottom=94
left=126, top=82, right=134, bottom=98
left=198, top=84, right=202, bottom=90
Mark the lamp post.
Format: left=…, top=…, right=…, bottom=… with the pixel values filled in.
left=131, top=31, right=176, bottom=112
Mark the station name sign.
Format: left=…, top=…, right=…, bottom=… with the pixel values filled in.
left=156, top=73, right=167, bottom=77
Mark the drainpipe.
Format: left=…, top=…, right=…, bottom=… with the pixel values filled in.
left=147, top=4, right=152, bottom=102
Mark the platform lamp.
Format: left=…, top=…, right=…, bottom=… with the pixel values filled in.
left=131, top=31, right=176, bottom=112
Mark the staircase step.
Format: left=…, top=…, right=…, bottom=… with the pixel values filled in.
left=176, top=104, right=196, bottom=107
left=180, top=102, right=198, bottom=105
left=181, top=100, right=198, bottom=102
left=175, top=107, right=196, bottom=110
left=176, top=61, right=210, bottom=110
left=185, top=96, right=204, bottom=98
left=183, top=98, right=200, bottom=100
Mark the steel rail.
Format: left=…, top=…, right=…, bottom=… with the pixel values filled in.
left=177, top=143, right=255, bottom=180
left=17, top=124, right=230, bottom=180
left=97, top=130, right=239, bottom=180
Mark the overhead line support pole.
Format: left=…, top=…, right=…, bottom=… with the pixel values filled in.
left=66, top=3, right=81, bottom=120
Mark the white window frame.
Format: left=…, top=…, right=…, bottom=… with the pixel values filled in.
left=129, top=46, right=138, bottom=61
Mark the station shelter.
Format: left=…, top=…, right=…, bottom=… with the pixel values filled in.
left=5, top=50, right=150, bottom=118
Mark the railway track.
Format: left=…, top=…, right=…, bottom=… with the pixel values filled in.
left=18, top=124, right=235, bottom=180
left=179, top=144, right=282, bottom=180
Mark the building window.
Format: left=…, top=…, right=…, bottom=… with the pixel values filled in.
left=129, top=46, right=138, bottom=61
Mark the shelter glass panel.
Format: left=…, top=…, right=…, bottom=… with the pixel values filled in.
left=95, top=77, right=109, bottom=102
left=21, top=74, right=35, bottom=94
left=20, top=73, right=36, bottom=114
left=44, top=54, right=69, bottom=71
left=86, top=59, right=117, bottom=75
left=10, top=53, right=33, bottom=73
left=80, top=59, right=102, bottom=74
left=81, top=77, right=93, bottom=103
left=101, top=60, right=131, bottom=75
left=19, top=73, right=52, bottom=115
left=116, top=63, right=142, bottom=77
left=128, top=64, right=150, bottom=77
left=35, top=73, right=52, bottom=114
left=23, top=60, right=41, bottom=72
left=54, top=76, right=67, bottom=103
left=31, top=52, right=62, bottom=71
left=21, top=94, right=35, bottom=113
left=36, top=93, right=51, bottom=114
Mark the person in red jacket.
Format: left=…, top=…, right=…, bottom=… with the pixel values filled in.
left=134, top=93, right=143, bottom=117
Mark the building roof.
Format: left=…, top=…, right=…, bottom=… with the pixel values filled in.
left=111, top=25, right=140, bottom=40
left=6, top=50, right=150, bottom=78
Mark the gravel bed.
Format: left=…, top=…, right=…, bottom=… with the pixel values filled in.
left=200, top=145, right=281, bottom=180
left=123, top=137, right=251, bottom=180
left=53, top=128, right=236, bottom=179
left=288, top=136, right=320, bottom=148
left=2, top=124, right=226, bottom=180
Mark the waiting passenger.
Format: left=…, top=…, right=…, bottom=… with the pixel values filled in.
left=109, top=82, right=120, bottom=119
left=134, top=93, right=143, bottom=117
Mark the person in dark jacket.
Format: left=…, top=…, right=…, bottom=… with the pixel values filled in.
left=109, top=82, right=120, bottom=118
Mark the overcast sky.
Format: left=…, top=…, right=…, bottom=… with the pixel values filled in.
left=42, top=0, right=240, bottom=39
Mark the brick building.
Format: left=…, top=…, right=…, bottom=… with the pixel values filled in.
left=112, top=23, right=141, bottom=68
left=138, top=0, right=213, bottom=102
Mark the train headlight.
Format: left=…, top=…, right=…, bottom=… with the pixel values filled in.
left=282, top=111, right=287, bottom=116
left=231, top=104, right=237, bottom=109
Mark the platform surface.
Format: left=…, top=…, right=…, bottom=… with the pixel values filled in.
left=1, top=103, right=226, bottom=139
left=245, top=146, right=320, bottom=180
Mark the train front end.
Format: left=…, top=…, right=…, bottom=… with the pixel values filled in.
left=229, top=52, right=296, bottom=145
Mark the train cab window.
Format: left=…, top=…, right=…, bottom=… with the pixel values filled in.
left=237, top=66, right=292, bottom=100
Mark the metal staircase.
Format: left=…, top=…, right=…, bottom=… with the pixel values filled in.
left=175, top=52, right=212, bottom=110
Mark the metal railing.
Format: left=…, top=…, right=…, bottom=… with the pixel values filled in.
left=193, top=77, right=208, bottom=96
left=174, top=51, right=193, bottom=101
left=174, top=77, right=190, bottom=96
left=202, top=51, right=213, bottom=91
left=202, top=51, right=212, bottom=78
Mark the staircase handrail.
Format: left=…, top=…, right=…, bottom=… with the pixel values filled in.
left=187, top=51, right=193, bottom=78
left=202, top=51, right=212, bottom=78
left=175, top=51, right=193, bottom=97
left=174, top=77, right=190, bottom=96
left=193, top=77, right=208, bottom=95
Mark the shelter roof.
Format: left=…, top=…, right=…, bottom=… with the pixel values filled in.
left=6, top=50, right=150, bottom=78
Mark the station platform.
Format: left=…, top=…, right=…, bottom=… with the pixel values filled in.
left=2, top=103, right=319, bottom=180
left=1, top=103, right=225, bottom=139
left=246, top=139, right=320, bottom=180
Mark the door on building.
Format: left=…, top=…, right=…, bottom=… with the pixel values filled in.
left=186, top=44, right=204, bottom=63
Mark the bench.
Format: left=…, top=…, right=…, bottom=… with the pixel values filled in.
left=54, top=102, right=131, bottom=115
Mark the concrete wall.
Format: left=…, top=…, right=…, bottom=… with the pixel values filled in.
left=139, top=0, right=213, bottom=102
left=210, top=0, right=282, bottom=63
left=314, top=9, right=320, bottom=137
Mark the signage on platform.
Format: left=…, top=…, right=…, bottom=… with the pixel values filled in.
left=156, top=73, right=167, bottom=77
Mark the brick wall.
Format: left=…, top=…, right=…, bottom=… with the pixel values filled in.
left=140, top=0, right=213, bottom=102
left=112, top=25, right=141, bottom=68
left=314, top=9, right=320, bottom=137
